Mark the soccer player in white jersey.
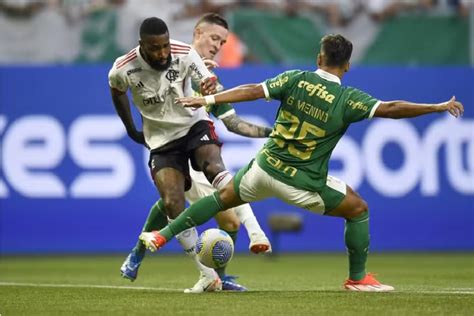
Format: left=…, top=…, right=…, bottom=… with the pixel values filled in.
left=109, top=17, right=270, bottom=293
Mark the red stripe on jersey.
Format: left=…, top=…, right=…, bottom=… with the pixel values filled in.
left=117, top=53, right=137, bottom=69
left=171, top=48, right=190, bottom=52
left=117, top=55, right=136, bottom=68
left=171, top=43, right=191, bottom=49
left=171, top=51, right=190, bottom=55
left=118, top=51, right=136, bottom=63
left=118, top=49, right=136, bottom=64
left=125, top=49, right=136, bottom=57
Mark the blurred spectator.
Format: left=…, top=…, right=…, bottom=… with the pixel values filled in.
left=69, top=0, right=126, bottom=62
left=365, top=0, right=434, bottom=21
left=115, top=0, right=190, bottom=50
left=0, top=0, right=45, bottom=18
left=0, top=0, right=469, bottom=65
left=459, top=0, right=474, bottom=16
left=285, top=0, right=362, bottom=27
left=0, top=0, right=74, bottom=63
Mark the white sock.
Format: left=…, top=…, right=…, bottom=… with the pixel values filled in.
left=211, top=170, right=233, bottom=190
left=234, top=204, right=265, bottom=238
left=175, top=227, right=215, bottom=277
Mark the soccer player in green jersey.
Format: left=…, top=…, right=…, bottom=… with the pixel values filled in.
left=139, top=34, right=464, bottom=291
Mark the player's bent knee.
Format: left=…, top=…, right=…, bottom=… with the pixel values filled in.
left=219, top=220, right=240, bottom=232
left=219, top=185, right=244, bottom=210
left=163, top=197, right=185, bottom=219
left=347, top=199, right=368, bottom=219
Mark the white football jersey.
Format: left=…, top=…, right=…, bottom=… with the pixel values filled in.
left=108, top=39, right=213, bottom=150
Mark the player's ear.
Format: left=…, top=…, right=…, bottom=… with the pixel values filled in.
left=344, top=61, right=350, bottom=73
left=317, top=53, right=322, bottom=67
left=194, top=27, right=202, bottom=39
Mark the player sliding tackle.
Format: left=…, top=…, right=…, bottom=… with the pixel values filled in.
left=140, top=34, right=464, bottom=292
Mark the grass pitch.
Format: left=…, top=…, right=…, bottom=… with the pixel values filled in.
left=0, top=253, right=473, bottom=315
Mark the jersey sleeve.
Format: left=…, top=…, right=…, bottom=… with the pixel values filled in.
left=208, top=103, right=235, bottom=119
left=185, top=47, right=215, bottom=86
left=343, top=87, right=381, bottom=123
left=191, top=73, right=235, bottom=119
left=209, top=77, right=235, bottom=119
left=108, top=64, right=129, bottom=92
left=262, top=70, right=300, bottom=101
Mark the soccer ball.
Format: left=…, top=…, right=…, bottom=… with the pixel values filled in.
left=195, top=228, right=234, bottom=269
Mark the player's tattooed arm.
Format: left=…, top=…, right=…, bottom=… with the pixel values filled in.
left=110, top=87, right=146, bottom=146
left=222, top=113, right=272, bottom=138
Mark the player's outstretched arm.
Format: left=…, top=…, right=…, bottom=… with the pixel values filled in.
left=374, top=96, right=464, bottom=119
left=110, top=87, right=146, bottom=146
left=222, top=113, right=272, bottom=138
left=177, top=84, right=265, bottom=108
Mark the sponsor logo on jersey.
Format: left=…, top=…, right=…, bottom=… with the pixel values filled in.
left=166, top=69, right=179, bottom=83
left=189, top=63, right=203, bottom=79
left=126, top=67, right=142, bottom=76
left=200, top=135, right=210, bottom=141
left=143, top=96, right=160, bottom=105
left=297, top=81, right=335, bottom=104
left=347, top=99, right=369, bottom=112
left=269, top=76, right=289, bottom=89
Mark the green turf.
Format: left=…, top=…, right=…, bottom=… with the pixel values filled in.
left=1, top=253, right=473, bottom=315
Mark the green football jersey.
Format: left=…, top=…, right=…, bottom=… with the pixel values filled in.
left=256, top=69, right=380, bottom=191
left=191, top=75, right=235, bottom=119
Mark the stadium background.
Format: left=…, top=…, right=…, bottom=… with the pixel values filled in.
left=0, top=0, right=473, bottom=255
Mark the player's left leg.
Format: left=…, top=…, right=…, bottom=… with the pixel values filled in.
left=213, top=209, right=247, bottom=291
left=323, top=177, right=394, bottom=292
left=120, top=199, right=168, bottom=281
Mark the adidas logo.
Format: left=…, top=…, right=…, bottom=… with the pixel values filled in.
left=200, top=135, right=210, bottom=141
left=136, top=81, right=144, bottom=88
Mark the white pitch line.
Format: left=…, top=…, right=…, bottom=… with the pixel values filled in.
left=0, top=281, right=179, bottom=292
left=0, top=282, right=473, bottom=295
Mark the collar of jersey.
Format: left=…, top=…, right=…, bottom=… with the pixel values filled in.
left=315, top=69, right=341, bottom=85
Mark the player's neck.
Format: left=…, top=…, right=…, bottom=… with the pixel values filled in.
left=318, top=66, right=344, bottom=80
left=192, top=44, right=204, bottom=59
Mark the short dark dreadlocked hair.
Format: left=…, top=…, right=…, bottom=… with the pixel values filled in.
left=140, top=17, right=168, bottom=38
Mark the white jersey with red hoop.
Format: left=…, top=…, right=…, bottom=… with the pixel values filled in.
left=108, top=39, right=214, bottom=150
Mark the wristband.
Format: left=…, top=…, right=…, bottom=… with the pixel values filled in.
left=205, top=95, right=216, bottom=105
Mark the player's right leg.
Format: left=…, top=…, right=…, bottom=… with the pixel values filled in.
left=122, top=163, right=188, bottom=282
left=186, top=169, right=248, bottom=291
left=153, top=164, right=221, bottom=293
left=232, top=204, right=272, bottom=254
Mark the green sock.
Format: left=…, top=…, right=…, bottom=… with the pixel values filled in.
left=160, top=192, right=224, bottom=241
left=344, top=211, right=369, bottom=281
left=133, top=199, right=168, bottom=255
left=215, top=229, right=238, bottom=278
